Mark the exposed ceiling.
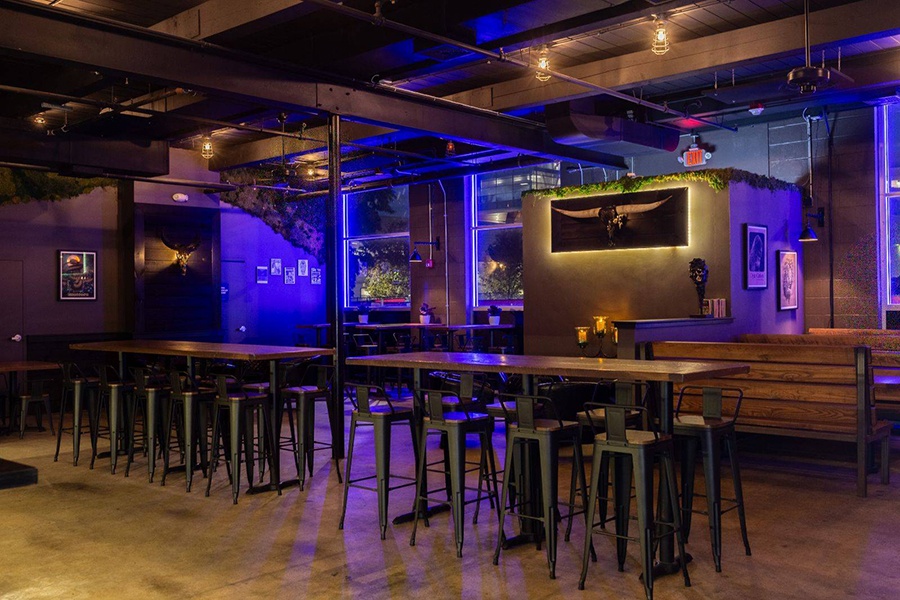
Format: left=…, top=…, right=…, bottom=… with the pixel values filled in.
left=2, top=0, right=900, bottom=194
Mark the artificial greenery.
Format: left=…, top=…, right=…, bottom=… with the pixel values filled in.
left=531, top=168, right=799, bottom=199
left=218, top=167, right=327, bottom=262
left=0, top=167, right=113, bottom=205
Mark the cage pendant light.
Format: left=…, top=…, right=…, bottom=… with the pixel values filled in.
left=651, top=19, right=670, bottom=55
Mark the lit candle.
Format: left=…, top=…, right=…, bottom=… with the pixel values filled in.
left=592, top=315, right=608, bottom=337
left=575, top=326, right=590, bottom=347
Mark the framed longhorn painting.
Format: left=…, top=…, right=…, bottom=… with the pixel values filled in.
left=549, top=187, right=688, bottom=252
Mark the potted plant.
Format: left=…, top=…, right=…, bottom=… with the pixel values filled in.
left=419, top=302, right=435, bottom=324
left=487, top=305, right=502, bottom=326
left=357, top=304, right=371, bottom=324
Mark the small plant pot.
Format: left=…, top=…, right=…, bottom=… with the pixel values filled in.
left=358, top=314, right=369, bottom=324
left=420, top=315, right=432, bottom=324
left=488, top=315, right=500, bottom=326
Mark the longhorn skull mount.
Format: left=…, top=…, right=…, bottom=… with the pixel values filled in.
left=552, top=196, right=671, bottom=246
left=160, top=232, right=202, bottom=276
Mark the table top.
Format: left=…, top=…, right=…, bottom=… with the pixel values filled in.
left=70, top=340, right=334, bottom=361
left=346, top=351, right=748, bottom=383
left=0, top=361, right=59, bottom=374
left=296, top=323, right=331, bottom=329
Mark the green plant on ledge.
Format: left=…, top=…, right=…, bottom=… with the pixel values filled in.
left=530, top=168, right=800, bottom=199
left=0, top=168, right=113, bottom=206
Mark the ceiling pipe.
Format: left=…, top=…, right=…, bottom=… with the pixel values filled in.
left=303, top=0, right=737, bottom=133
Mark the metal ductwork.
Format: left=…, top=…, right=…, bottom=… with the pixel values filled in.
left=546, top=101, right=680, bottom=155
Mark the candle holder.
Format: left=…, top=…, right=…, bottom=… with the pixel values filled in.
left=575, top=316, right=616, bottom=357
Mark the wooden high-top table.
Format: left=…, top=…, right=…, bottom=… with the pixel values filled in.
left=346, top=351, right=749, bottom=575
left=0, top=361, right=59, bottom=489
left=70, top=340, right=335, bottom=492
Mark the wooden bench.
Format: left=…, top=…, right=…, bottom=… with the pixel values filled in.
left=647, top=341, right=891, bottom=497
left=743, top=332, right=900, bottom=421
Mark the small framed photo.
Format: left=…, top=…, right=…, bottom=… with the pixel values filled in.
left=744, top=224, right=767, bottom=289
left=778, top=250, right=799, bottom=310
left=284, top=266, right=296, bottom=285
left=270, top=258, right=283, bottom=276
left=298, top=259, right=309, bottom=277
left=59, top=250, right=97, bottom=301
left=310, top=267, right=322, bottom=285
left=256, top=266, right=269, bottom=284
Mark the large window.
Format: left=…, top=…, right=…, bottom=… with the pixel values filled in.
left=471, top=163, right=559, bottom=306
left=344, top=186, right=410, bottom=307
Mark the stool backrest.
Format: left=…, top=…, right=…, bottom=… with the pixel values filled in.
left=584, top=402, right=656, bottom=446
left=96, top=364, right=121, bottom=392
left=130, top=367, right=149, bottom=397
left=498, top=392, right=558, bottom=433
left=675, top=385, right=744, bottom=420
left=414, top=388, right=452, bottom=424
left=345, top=382, right=395, bottom=416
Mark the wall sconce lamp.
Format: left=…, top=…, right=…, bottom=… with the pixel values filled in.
left=799, top=207, right=825, bottom=243
left=575, top=315, right=616, bottom=357
left=409, top=236, right=441, bottom=263
left=651, top=18, right=670, bottom=56
left=160, top=232, right=202, bottom=275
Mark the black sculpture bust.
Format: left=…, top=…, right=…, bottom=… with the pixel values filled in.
left=689, top=257, right=709, bottom=317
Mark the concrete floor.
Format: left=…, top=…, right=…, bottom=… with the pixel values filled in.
left=0, top=411, right=898, bottom=600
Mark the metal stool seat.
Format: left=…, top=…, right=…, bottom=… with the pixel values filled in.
left=206, top=375, right=277, bottom=504
left=674, top=386, right=751, bottom=572
left=579, top=403, right=690, bottom=600
left=16, top=378, right=54, bottom=438
left=409, top=388, right=499, bottom=557
left=339, top=383, right=417, bottom=540
left=493, top=393, right=589, bottom=580
left=54, top=363, right=99, bottom=466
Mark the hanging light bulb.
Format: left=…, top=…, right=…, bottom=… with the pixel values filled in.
left=200, top=136, right=214, bottom=159
left=651, top=18, right=670, bottom=56
left=535, top=45, right=551, bottom=82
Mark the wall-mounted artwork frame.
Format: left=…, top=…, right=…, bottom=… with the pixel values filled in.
left=310, top=267, right=322, bottom=285
left=778, top=250, right=799, bottom=310
left=284, top=266, right=296, bottom=285
left=744, top=224, right=767, bottom=289
left=298, top=259, right=309, bottom=277
left=59, top=250, right=97, bottom=301
left=270, top=258, right=283, bottom=276
left=256, top=266, right=269, bottom=284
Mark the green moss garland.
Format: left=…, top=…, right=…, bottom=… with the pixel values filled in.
left=0, top=168, right=113, bottom=205
left=219, top=168, right=327, bottom=262
left=531, top=168, right=799, bottom=198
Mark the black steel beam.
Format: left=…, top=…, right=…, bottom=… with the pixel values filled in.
left=0, top=1, right=626, bottom=169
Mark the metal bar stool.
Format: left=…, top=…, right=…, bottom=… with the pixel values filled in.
left=93, top=365, right=133, bottom=474
left=284, top=363, right=342, bottom=491
left=54, top=363, right=99, bottom=466
left=675, top=385, right=751, bottom=572
left=493, top=392, right=589, bottom=580
left=578, top=403, right=690, bottom=600
left=206, top=375, right=277, bottom=504
left=163, top=370, right=214, bottom=492
left=16, top=377, right=54, bottom=438
left=339, top=382, right=417, bottom=540
left=409, top=387, right=499, bottom=557
left=127, top=366, right=168, bottom=481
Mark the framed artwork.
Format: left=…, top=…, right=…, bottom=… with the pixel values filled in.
left=270, top=258, right=283, bottom=276
left=778, top=250, right=799, bottom=310
left=310, top=267, right=322, bottom=285
left=256, top=266, right=269, bottom=284
left=284, top=266, right=296, bottom=285
left=59, top=250, right=97, bottom=301
left=744, top=224, right=767, bottom=289
left=298, top=259, right=309, bottom=277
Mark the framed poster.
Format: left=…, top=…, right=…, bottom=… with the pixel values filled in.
left=744, top=224, right=767, bottom=289
left=298, top=259, right=309, bottom=277
left=310, top=267, right=322, bottom=285
left=284, top=266, right=296, bottom=285
left=59, top=250, right=97, bottom=301
left=270, top=258, right=283, bottom=276
left=256, top=266, right=269, bottom=284
left=778, top=250, right=799, bottom=310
